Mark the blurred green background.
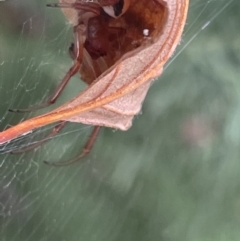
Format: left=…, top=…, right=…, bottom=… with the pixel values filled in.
left=0, top=0, right=240, bottom=240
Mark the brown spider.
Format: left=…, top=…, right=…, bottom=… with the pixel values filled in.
left=3, top=0, right=186, bottom=166
left=10, top=0, right=130, bottom=165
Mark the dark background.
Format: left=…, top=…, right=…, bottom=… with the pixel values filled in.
left=0, top=0, right=240, bottom=240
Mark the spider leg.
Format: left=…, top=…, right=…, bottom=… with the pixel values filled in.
left=96, top=0, right=120, bottom=7
left=9, top=24, right=87, bottom=113
left=44, top=126, right=101, bottom=166
left=46, top=2, right=101, bottom=15
left=11, top=121, right=67, bottom=154
left=69, top=41, right=102, bottom=84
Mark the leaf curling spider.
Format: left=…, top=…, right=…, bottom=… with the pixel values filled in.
left=4, top=0, right=179, bottom=166
left=10, top=0, right=131, bottom=166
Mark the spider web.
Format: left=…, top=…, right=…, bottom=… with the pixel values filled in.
left=0, top=0, right=240, bottom=240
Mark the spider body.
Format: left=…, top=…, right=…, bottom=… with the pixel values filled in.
left=84, top=15, right=110, bottom=60
left=56, top=0, right=130, bottom=81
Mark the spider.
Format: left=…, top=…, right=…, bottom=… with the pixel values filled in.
left=10, top=0, right=131, bottom=166
left=8, top=0, right=167, bottom=166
